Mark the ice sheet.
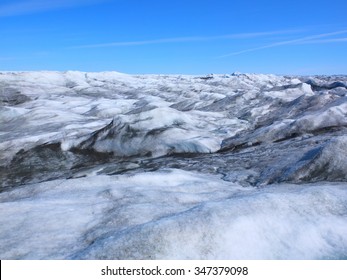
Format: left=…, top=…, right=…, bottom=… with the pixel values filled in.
left=1, top=71, right=347, bottom=259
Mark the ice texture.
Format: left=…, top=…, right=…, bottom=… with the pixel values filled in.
left=1, top=71, right=347, bottom=259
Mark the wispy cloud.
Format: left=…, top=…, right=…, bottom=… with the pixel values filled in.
left=219, top=29, right=347, bottom=57
left=0, top=0, right=109, bottom=17
left=69, top=29, right=303, bottom=49
left=0, top=57, right=15, bottom=61
left=296, top=37, right=347, bottom=44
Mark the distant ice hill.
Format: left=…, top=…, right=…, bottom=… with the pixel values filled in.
left=1, top=71, right=347, bottom=259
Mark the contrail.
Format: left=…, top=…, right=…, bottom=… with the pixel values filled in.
left=218, top=29, right=347, bottom=57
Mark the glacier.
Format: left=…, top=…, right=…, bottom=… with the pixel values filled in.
left=0, top=71, right=347, bottom=259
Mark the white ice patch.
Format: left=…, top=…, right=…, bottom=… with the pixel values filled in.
left=264, top=83, right=313, bottom=101
left=294, top=101, right=347, bottom=131
left=0, top=170, right=346, bottom=259
left=0, top=106, right=28, bottom=122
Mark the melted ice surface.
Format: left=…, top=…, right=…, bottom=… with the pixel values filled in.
left=1, top=71, right=347, bottom=259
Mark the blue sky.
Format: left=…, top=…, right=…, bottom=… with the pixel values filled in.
left=0, top=0, right=346, bottom=74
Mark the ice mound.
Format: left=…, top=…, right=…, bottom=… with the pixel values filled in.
left=222, top=94, right=347, bottom=150
left=65, top=107, right=222, bottom=157
left=0, top=87, right=31, bottom=105
left=306, top=79, right=347, bottom=91
left=271, top=136, right=347, bottom=183
left=264, top=82, right=314, bottom=101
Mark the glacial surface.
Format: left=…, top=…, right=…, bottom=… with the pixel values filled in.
left=0, top=71, right=347, bottom=259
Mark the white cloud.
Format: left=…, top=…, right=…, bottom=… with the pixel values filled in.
left=0, top=57, right=15, bottom=61
left=296, top=37, right=347, bottom=44
left=0, top=0, right=109, bottom=17
left=70, top=29, right=303, bottom=49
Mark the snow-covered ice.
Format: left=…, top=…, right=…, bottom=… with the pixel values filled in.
left=1, top=71, right=347, bottom=259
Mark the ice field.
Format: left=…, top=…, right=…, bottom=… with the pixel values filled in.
left=1, top=71, right=347, bottom=259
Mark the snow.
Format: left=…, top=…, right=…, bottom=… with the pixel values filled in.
left=264, top=83, right=313, bottom=101
left=0, top=170, right=346, bottom=259
left=1, top=71, right=347, bottom=259
left=0, top=106, right=28, bottom=122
